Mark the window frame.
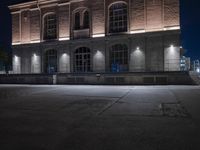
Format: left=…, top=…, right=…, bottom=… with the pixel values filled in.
left=110, top=44, right=129, bottom=72
left=108, top=2, right=129, bottom=34
left=43, top=13, right=58, bottom=41
left=83, top=10, right=90, bottom=29
left=72, top=8, right=90, bottom=31
left=44, top=49, right=58, bottom=74
left=74, top=47, right=92, bottom=73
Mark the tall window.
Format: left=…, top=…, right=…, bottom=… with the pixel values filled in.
left=83, top=11, right=89, bottom=28
left=74, top=47, right=91, bottom=72
left=45, top=49, right=57, bottom=74
left=110, top=44, right=128, bottom=72
left=74, top=12, right=81, bottom=30
left=109, top=3, right=128, bottom=33
left=44, top=13, right=57, bottom=40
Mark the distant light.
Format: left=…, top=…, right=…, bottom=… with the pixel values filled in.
left=136, top=47, right=140, bottom=50
left=170, top=45, right=174, bottom=48
left=180, top=46, right=183, bottom=49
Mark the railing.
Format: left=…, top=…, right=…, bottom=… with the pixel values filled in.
left=164, top=59, right=182, bottom=72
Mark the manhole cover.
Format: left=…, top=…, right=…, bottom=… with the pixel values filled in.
left=160, top=103, right=190, bottom=118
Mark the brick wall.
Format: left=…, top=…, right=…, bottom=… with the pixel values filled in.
left=12, top=13, right=20, bottom=43
left=21, top=10, right=30, bottom=43
left=59, top=4, right=70, bottom=39
left=92, top=0, right=105, bottom=35
left=164, top=0, right=180, bottom=27
left=10, top=0, right=180, bottom=43
left=30, top=9, right=40, bottom=42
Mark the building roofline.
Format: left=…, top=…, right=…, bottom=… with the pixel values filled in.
left=8, top=0, right=67, bottom=10
left=8, top=1, right=38, bottom=10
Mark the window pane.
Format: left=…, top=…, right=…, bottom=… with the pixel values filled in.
left=110, top=44, right=128, bottom=72
left=44, top=14, right=57, bottom=40
left=74, top=47, right=91, bottom=73
left=75, top=12, right=80, bottom=30
left=109, top=3, right=128, bottom=33
left=83, top=11, right=89, bottom=29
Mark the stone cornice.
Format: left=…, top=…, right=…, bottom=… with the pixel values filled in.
left=8, top=0, right=84, bottom=11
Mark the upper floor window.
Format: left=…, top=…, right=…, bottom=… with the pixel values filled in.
left=83, top=11, right=89, bottom=29
left=74, top=12, right=81, bottom=30
left=73, top=8, right=90, bottom=30
left=43, top=13, right=57, bottom=40
left=109, top=2, right=128, bottom=33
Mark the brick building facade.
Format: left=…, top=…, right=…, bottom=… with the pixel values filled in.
left=9, top=0, right=181, bottom=74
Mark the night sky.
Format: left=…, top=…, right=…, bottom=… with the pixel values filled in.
left=0, top=0, right=200, bottom=60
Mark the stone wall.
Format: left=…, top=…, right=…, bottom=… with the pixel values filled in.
left=0, top=72, right=195, bottom=85
left=12, top=30, right=180, bottom=74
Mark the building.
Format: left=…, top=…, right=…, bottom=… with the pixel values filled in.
left=180, top=56, right=191, bottom=71
left=9, top=0, right=181, bottom=74
left=193, top=60, right=200, bottom=73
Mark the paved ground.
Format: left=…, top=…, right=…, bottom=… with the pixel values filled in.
left=0, top=85, right=200, bottom=150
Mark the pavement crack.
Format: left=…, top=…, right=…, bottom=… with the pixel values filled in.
left=96, top=89, right=131, bottom=116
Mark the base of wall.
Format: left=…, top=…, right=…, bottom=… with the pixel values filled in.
left=0, top=72, right=196, bottom=85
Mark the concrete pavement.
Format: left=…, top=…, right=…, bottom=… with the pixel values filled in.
left=0, top=85, right=200, bottom=150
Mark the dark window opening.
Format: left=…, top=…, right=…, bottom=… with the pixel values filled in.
left=74, top=47, right=91, bottom=72
left=110, top=44, right=128, bottom=72
left=74, top=12, right=81, bottom=30
left=109, top=3, right=128, bottom=33
left=44, top=14, right=57, bottom=40
left=45, top=49, right=57, bottom=74
left=83, top=11, right=89, bottom=29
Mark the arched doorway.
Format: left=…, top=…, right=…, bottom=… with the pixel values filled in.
left=44, top=49, right=57, bottom=74
left=74, top=47, right=91, bottom=72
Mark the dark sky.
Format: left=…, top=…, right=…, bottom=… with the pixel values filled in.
left=0, top=0, right=200, bottom=60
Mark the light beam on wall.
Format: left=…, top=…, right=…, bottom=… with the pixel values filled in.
left=92, top=34, right=105, bottom=38
left=59, top=37, right=70, bottom=41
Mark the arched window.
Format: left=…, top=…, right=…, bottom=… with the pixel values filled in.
left=110, top=44, right=128, bottom=72
left=43, top=13, right=57, bottom=40
left=83, top=11, right=89, bottom=29
left=45, top=49, right=57, bottom=74
left=74, top=12, right=81, bottom=30
left=109, top=2, right=128, bottom=33
left=74, top=47, right=91, bottom=72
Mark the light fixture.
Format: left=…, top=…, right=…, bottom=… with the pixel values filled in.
left=92, top=34, right=105, bottom=38
left=63, top=53, right=67, bottom=57
left=197, top=68, right=200, bottom=73
left=59, top=37, right=70, bottom=41
left=130, top=30, right=146, bottom=34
